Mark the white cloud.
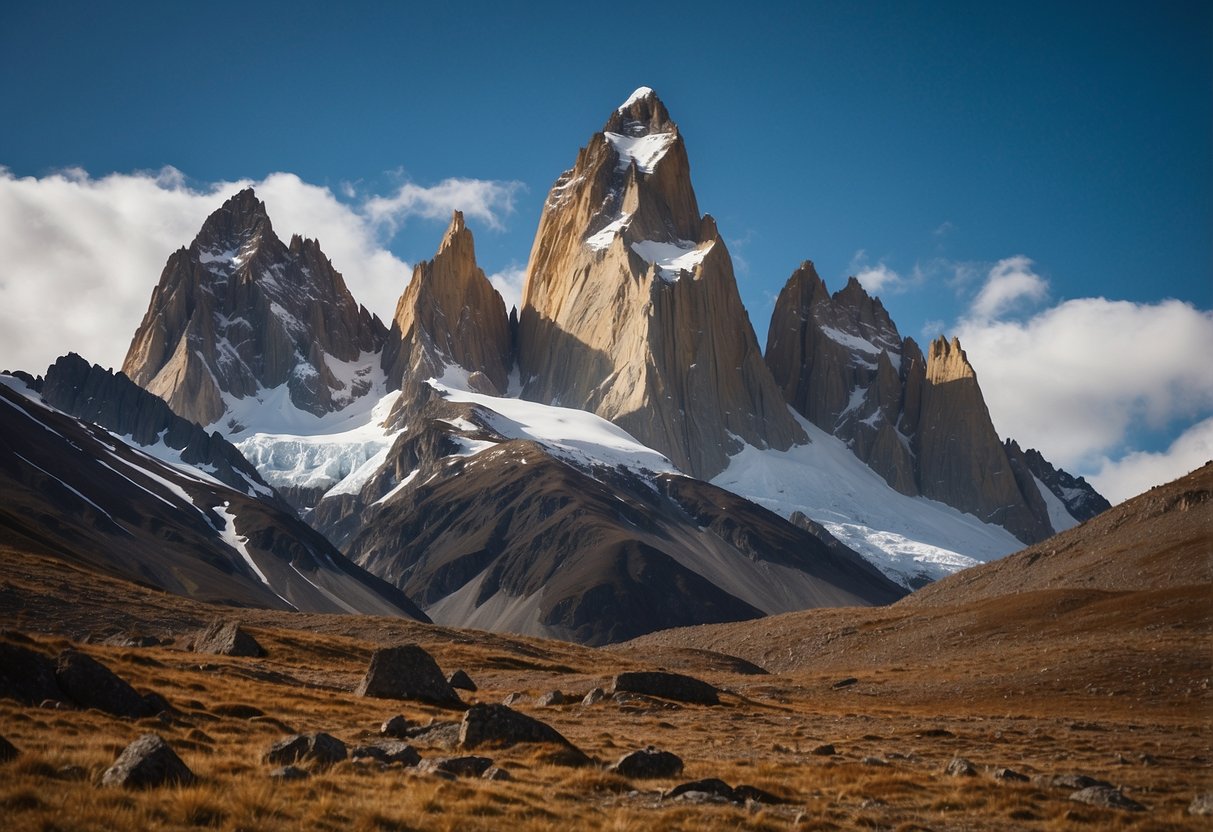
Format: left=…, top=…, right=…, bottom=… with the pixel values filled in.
left=1088, top=417, right=1213, bottom=504
left=0, top=166, right=522, bottom=375
left=487, top=264, right=527, bottom=314
left=968, top=255, right=1049, bottom=320
left=849, top=249, right=906, bottom=294
left=954, top=273, right=1213, bottom=502
left=363, top=177, right=524, bottom=234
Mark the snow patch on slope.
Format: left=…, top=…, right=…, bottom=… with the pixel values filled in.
left=429, top=379, right=676, bottom=476
left=713, top=412, right=1024, bottom=587
left=605, top=131, right=676, bottom=173
left=630, top=239, right=713, bottom=282
left=1033, top=473, right=1080, bottom=534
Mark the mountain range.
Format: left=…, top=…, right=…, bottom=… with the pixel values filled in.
left=1, top=87, right=1110, bottom=644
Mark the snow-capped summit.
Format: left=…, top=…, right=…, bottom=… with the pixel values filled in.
left=122, top=188, right=387, bottom=428
left=517, top=88, right=803, bottom=478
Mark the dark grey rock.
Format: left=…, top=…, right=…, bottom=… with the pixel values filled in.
left=407, top=720, right=461, bottom=749
left=611, top=671, right=719, bottom=705
left=55, top=650, right=151, bottom=717
left=0, top=734, right=18, bottom=762
left=419, top=755, right=493, bottom=778
left=355, top=645, right=463, bottom=708
left=380, top=715, right=411, bottom=738
left=102, top=634, right=166, bottom=648
left=502, top=692, right=527, bottom=706
left=101, top=734, right=195, bottom=788
left=351, top=742, right=420, bottom=766
left=581, top=687, right=606, bottom=706
left=269, top=765, right=309, bottom=781
left=263, top=733, right=347, bottom=767
left=0, top=643, right=66, bottom=706
left=483, top=766, right=512, bottom=781
left=810, top=743, right=836, bottom=756
left=458, top=704, right=588, bottom=765
left=1037, top=773, right=1114, bottom=790
left=946, top=757, right=977, bottom=777
left=994, top=767, right=1029, bottom=782
left=447, top=670, right=477, bottom=691
left=193, top=621, right=265, bottom=658
left=535, top=690, right=565, bottom=707
left=1069, top=786, right=1145, bottom=811
left=666, top=778, right=783, bottom=805
left=862, top=756, right=889, bottom=767
left=832, top=677, right=859, bottom=689
left=612, top=748, right=684, bottom=779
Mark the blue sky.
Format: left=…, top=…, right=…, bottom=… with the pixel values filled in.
left=1, top=1, right=1209, bottom=501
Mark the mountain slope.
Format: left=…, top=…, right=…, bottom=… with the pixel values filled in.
left=122, top=188, right=387, bottom=427
left=0, top=373, right=427, bottom=619
left=765, top=264, right=1075, bottom=544
left=517, top=87, right=803, bottom=479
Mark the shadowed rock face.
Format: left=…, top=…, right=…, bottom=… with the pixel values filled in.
left=101, top=734, right=195, bottom=789
left=122, top=188, right=386, bottom=427
left=765, top=265, right=1089, bottom=544
left=517, top=87, right=803, bottom=478
left=381, top=212, right=512, bottom=398
left=1019, top=444, right=1112, bottom=522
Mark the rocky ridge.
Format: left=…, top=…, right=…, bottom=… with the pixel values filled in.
left=765, top=265, right=1061, bottom=544
left=122, top=188, right=387, bottom=427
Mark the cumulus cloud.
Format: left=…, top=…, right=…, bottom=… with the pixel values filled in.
left=487, top=264, right=527, bottom=314
left=363, top=177, right=524, bottom=234
left=0, top=166, right=523, bottom=375
left=849, top=249, right=907, bottom=294
left=968, top=255, right=1050, bottom=320
left=1088, top=417, right=1213, bottom=504
left=954, top=264, right=1213, bottom=502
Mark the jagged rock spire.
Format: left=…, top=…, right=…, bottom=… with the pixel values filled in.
left=381, top=211, right=511, bottom=397
left=517, top=88, right=803, bottom=478
left=122, top=188, right=386, bottom=427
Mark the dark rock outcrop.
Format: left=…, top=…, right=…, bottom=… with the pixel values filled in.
left=101, top=734, right=195, bottom=788
left=1069, top=786, right=1145, bottom=811
left=55, top=650, right=154, bottom=718
left=447, top=670, right=477, bottom=692
left=666, top=778, right=784, bottom=805
left=355, top=645, right=464, bottom=708
left=458, top=704, right=587, bottom=765
left=611, top=671, right=719, bottom=705
left=40, top=353, right=279, bottom=504
left=612, top=748, right=684, bottom=778
left=350, top=742, right=420, bottom=766
left=0, top=642, right=65, bottom=706
left=0, top=734, right=18, bottom=763
left=419, top=755, right=493, bottom=778
left=263, top=733, right=348, bottom=767
left=193, top=621, right=265, bottom=658
left=1021, top=444, right=1112, bottom=521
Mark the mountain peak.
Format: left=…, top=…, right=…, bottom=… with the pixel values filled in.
left=439, top=210, right=471, bottom=255
left=927, top=335, right=976, bottom=383
left=604, top=86, right=675, bottom=138
left=192, top=187, right=275, bottom=259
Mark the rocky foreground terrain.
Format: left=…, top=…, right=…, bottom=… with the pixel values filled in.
left=0, top=463, right=1208, bottom=831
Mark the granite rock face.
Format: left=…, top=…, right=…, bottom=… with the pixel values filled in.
left=764, top=265, right=1098, bottom=544
left=122, top=188, right=387, bottom=427
left=517, top=87, right=803, bottom=478
left=381, top=211, right=512, bottom=398
left=1020, top=444, right=1112, bottom=522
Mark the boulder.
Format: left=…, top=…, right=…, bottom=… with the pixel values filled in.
left=946, top=757, right=977, bottom=777
left=994, top=767, right=1029, bottom=782
left=483, top=766, right=512, bottom=781
left=193, top=621, right=264, bottom=658
left=55, top=650, right=151, bottom=717
left=811, top=743, right=836, bottom=756
left=535, top=690, right=565, bottom=707
left=380, top=715, right=411, bottom=738
left=355, top=645, right=463, bottom=708
left=419, top=755, right=493, bottom=778
left=269, top=765, right=309, bottom=781
left=447, top=670, right=477, bottom=692
left=666, top=778, right=783, bottom=805
left=612, top=748, right=684, bottom=779
left=1037, top=773, right=1113, bottom=790
left=1190, top=793, right=1213, bottom=816
left=610, top=671, right=719, bottom=705
left=263, top=733, right=347, bottom=767
left=350, top=742, right=420, bottom=766
left=101, top=734, right=195, bottom=788
left=458, top=704, right=588, bottom=764
left=1069, top=786, right=1145, bottom=811
left=581, top=687, right=606, bottom=706
left=0, top=642, right=65, bottom=705
left=0, top=734, right=19, bottom=762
